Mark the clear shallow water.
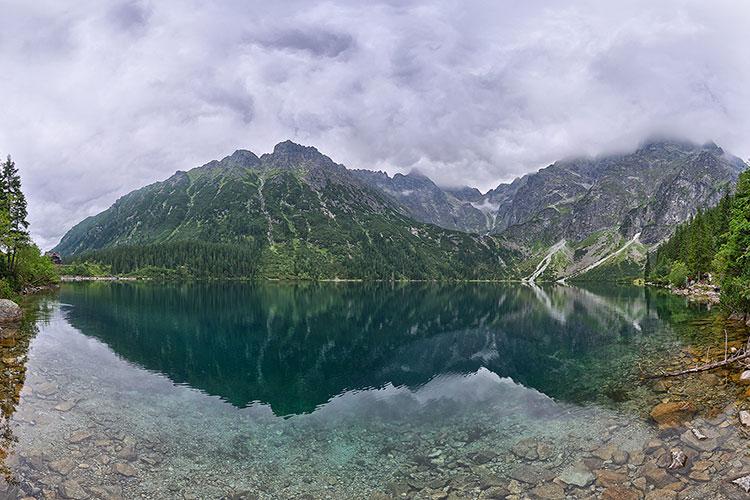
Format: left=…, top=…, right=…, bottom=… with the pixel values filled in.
left=0, top=282, right=714, bottom=498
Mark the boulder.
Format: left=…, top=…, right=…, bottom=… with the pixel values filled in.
left=739, top=371, right=750, bottom=385
left=0, top=299, right=22, bottom=322
left=649, top=401, right=696, bottom=427
left=557, top=461, right=595, bottom=487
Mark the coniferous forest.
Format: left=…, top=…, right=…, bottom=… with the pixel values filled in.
left=647, top=170, right=750, bottom=315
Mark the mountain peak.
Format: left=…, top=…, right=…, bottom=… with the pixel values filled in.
left=219, top=149, right=260, bottom=168
left=260, top=140, right=340, bottom=173
left=272, top=140, right=318, bottom=156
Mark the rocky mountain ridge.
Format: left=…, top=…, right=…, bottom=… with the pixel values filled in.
left=53, top=141, right=514, bottom=280
left=353, top=140, right=745, bottom=280
left=54, top=139, right=746, bottom=281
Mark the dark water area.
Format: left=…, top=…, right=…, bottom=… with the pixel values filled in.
left=0, top=282, right=733, bottom=499
left=56, top=282, right=704, bottom=414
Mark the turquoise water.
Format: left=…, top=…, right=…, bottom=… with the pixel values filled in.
left=1, top=282, right=711, bottom=498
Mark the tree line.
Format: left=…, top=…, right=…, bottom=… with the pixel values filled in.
left=647, top=170, right=750, bottom=315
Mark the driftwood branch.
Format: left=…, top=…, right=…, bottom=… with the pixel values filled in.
left=644, top=350, right=750, bottom=379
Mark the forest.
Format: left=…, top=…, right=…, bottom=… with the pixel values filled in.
left=647, top=170, right=750, bottom=315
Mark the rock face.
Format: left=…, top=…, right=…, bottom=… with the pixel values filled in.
left=0, top=299, right=22, bottom=322
left=342, top=141, right=745, bottom=280
left=351, top=170, right=493, bottom=233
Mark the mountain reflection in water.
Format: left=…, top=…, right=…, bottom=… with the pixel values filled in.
left=57, top=282, right=701, bottom=416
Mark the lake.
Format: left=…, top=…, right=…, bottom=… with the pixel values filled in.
left=0, top=282, right=739, bottom=499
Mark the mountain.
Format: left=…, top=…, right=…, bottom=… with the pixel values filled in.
left=56, top=139, right=745, bottom=282
left=350, top=170, right=493, bottom=233
left=54, top=141, right=515, bottom=280
left=353, top=140, right=745, bottom=281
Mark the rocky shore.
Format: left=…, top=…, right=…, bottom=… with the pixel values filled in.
left=668, top=283, right=721, bottom=306
left=59, top=276, right=137, bottom=282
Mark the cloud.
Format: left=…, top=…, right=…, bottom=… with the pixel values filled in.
left=1, top=0, right=749, bottom=249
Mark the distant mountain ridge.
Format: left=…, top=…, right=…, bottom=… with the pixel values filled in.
left=55, top=139, right=746, bottom=281
left=353, top=140, right=745, bottom=280
left=54, top=141, right=514, bottom=280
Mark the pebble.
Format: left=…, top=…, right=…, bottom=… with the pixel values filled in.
left=54, top=400, right=77, bottom=412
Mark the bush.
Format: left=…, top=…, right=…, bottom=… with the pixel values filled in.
left=13, top=245, right=59, bottom=287
left=0, top=278, right=17, bottom=300
left=59, top=262, right=111, bottom=277
left=721, top=277, right=750, bottom=316
left=668, top=261, right=689, bottom=288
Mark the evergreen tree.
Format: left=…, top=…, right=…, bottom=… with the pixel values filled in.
left=0, top=156, right=29, bottom=271
left=714, top=171, right=750, bottom=315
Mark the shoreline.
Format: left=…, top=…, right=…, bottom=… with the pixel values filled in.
left=59, top=275, right=139, bottom=282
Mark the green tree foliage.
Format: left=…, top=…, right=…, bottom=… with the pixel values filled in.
left=713, top=171, right=750, bottom=315
left=0, top=155, right=58, bottom=298
left=667, top=261, right=689, bottom=287
left=648, top=170, right=750, bottom=315
left=648, top=192, right=733, bottom=283
left=69, top=241, right=263, bottom=279
left=0, top=155, right=29, bottom=271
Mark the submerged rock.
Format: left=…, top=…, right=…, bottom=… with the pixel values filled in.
left=0, top=299, right=22, bottom=322
left=650, top=401, right=696, bottom=427
left=508, top=464, right=555, bottom=484
left=732, top=474, right=750, bottom=493
left=667, top=449, right=687, bottom=469
left=113, top=462, right=137, bottom=477
left=529, top=482, right=564, bottom=499
left=557, top=462, right=594, bottom=487
left=601, top=486, right=640, bottom=500
left=59, top=480, right=88, bottom=499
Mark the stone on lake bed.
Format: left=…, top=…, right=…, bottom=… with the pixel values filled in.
left=54, top=400, right=77, bottom=412
left=557, top=461, right=594, bottom=487
left=49, top=458, right=76, bottom=475
left=601, top=486, right=641, bottom=500
left=68, top=430, right=92, bottom=444
left=739, top=410, right=750, bottom=427
left=114, top=462, right=137, bottom=477
left=679, top=427, right=721, bottom=452
left=611, top=449, right=629, bottom=465
left=667, top=449, right=687, bottom=469
left=644, top=490, right=677, bottom=500
left=649, top=401, right=696, bottom=427
left=35, top=382, right=58, bottom=397
left=529, top=482, right=565, bottom=499
left=733, top=474, right=750, bottom=493
left=507, top=463, right=555, bottom=484
left=739, top=371, right=750, bottom=384
left=595, top=469, right=627, bottom=487
left=59, top=479, right=88, bottom=499
left=511, top=438, right=539, bottom=460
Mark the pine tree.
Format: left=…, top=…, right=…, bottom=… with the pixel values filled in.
left=0, top=156, right=30, bottom=272
left=714, top=171, right=750, bottom=315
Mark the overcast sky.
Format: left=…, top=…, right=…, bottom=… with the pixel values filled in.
left=2, top=0, right=750, bottom=249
